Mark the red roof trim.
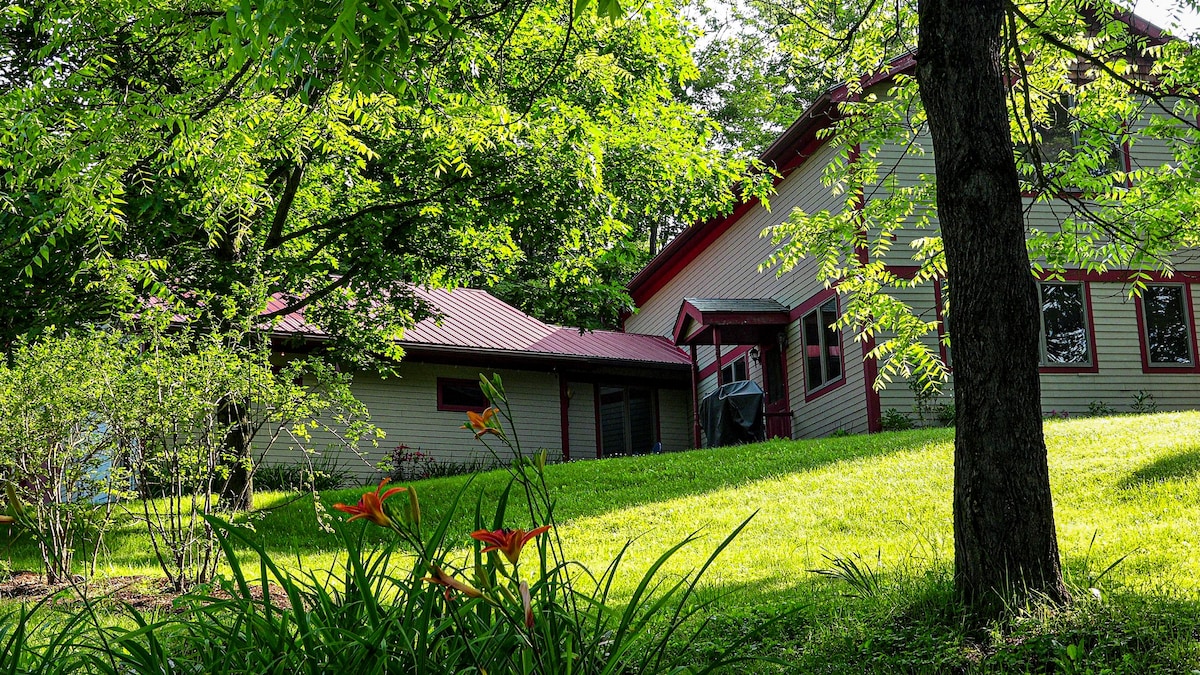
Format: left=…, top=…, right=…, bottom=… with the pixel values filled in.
left=671, top=299, right=791, bottom=346
left=626, top=54, right=926, bottom=307
left=629, top=103, right=843, bottom=306
left=672, top=300, right=705, bottom=344
left=627, top=9, right=1175, bottom=309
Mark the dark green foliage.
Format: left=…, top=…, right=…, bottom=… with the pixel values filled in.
left=254, top=455, right=354, bottom=493
left=382, top=444, right=500, bottom=483
left=881, top=408, right=915, bottom=431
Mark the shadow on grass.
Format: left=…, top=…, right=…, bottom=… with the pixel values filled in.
left=1119, top=447, right=1200, bottom=489
left=699, top=566, right=1200, bottom=674
left=36, top=427, right=951, bottom=577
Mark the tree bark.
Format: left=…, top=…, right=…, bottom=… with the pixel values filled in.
left=218, top=396, right=254, bottom=511
left=915, top=0, right=1070, bottom=607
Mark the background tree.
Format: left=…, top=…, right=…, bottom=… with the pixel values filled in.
left=682, top=0, right=836, bottom=155
left=0, top=0, right=770, bottom=341
left=761, top=0, right=1200, bottom=607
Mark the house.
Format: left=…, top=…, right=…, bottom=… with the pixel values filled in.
left=266, top=286, right=694, bottom=480
left=622, top=20, right=1200, bottom=444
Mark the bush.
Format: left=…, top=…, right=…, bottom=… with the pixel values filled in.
left=1131, top=390, right=1159, bottom=415
left=0, top=332, right=133, bottom=583
left=881, top=408, right=914, bottom=431
left=936, top=403, right=956, bottom=427
left=0, top=374, right=774, bottom=673
left=0, top=327, right=379, bottom=589
left=254, top=454, right=354, bottom=492
left=383, top=443, right=500, bottom=482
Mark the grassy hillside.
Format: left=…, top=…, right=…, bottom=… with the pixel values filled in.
left=5, top=412, right=1200, bottom=671
left=11, top=412, right=1199, bottom=595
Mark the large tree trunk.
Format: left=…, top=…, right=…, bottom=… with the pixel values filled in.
left=915, top=0, right=1070, bottom=607
left=218, top=396, right=254, bottom=511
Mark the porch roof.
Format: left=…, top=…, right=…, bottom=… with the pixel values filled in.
left=672, top=297, right=791, bottom=346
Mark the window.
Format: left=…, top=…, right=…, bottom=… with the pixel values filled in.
left=1021, top=94, right=1124, bottom=184
left=598, top=386, right=656, bottom=456
left=1039, top=282, right=1092, bottom=365
left=720, top=356, right=747, bottom=384
left=437, top=378, right=490, bottom=412
left=802, top=299, right=842, bottom=392
left=1141, top=284, right=1195, bottom=366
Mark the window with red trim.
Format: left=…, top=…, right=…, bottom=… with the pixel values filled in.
left=1019, top=93, right=1125, bottom=189
left=437, top=378, right=489, bottom=412
left=1141, top=284, right=1195, bottom=367
left=720, top=356, right=748, bottom=383
left=598, top=386, right=657, bottom=456
left=1038, top=282, right=1093, bottom=366
left=802, top=298, right=842, bottom=392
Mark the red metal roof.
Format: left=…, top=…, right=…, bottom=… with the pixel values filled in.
left=267, top=287, right=690, bottom=367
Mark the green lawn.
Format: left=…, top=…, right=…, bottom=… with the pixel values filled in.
left=6, top=412, right=1200, bottom=671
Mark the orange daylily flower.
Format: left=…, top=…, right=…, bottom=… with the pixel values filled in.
left=470, top=525, right=552, bottom=565
left=422, top=565, right=483, bottom=599
left=333, top=479, right=406, bottom=528
left=463, top=407, right=504, bottom=439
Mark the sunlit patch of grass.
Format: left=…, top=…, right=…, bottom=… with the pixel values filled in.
left=7, top=414, right=1200, bottom=601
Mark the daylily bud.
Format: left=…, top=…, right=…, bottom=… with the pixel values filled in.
left=520, top=580, right=533, bottom=629
left=406, top=487, right=421, bottom=529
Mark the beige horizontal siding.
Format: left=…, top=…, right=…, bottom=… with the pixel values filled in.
left=1128, top=96, right=1180, bottom=171
left=625, top=141, right=848, bottom=339
left=566, top=383, right=597, bottom=460
left=1040, top=282, right=1200, bottom=413
left=260, top=363, right=564, bottom=483
left=787, top=318, right=870, bottom=437
left=658, top=388, right=693, bottom=452
left=628, top=94, right=1200, bottom=442
left=871, top=282, right=1200, bottom=418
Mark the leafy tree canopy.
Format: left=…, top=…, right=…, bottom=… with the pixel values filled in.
left=681, top=0, right=836, bottom=155
left=0, top=0, right=771, bottom=356
left=758, top=0, right=1200, bottom=391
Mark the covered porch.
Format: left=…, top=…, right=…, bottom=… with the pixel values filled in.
left=672, top=298, right=794, bottom=445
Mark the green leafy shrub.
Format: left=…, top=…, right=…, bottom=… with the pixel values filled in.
left=936, top=403, right=956, bottom=427
left=103, top=330, right=379, bottom=591
left=383, top=442, right=500, bottom=482
left=0, top=374, right=773, bottom=673
left=0, top=327, right=379, bottom=589
left=254, top=453, right=353, bottom=492
left=881, top=408, right=914, bottom=431
left=0, top=332, right=134, bottom=583
left=1131, top=390, right=1159, bottom=415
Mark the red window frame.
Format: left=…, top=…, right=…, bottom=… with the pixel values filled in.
left=436, top=377, right=490, bottom=412
left=1037, top=280, right=1100, bottom=374
left=796, top=288, right=848, bottom=401
left=1134, top=282, right=1200, bottom=373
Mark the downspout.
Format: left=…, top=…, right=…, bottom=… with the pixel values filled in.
left=559, top=373, right=571, bottom=461
left=851, top=141, right=883, bottom=433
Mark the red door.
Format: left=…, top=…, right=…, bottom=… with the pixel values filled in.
left=761, top=342, right=792, bottom=439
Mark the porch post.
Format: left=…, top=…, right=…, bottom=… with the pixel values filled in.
left=559, top=374, right=571, bottom=461
left=714, top=326, right=725, bottom=386
left=690, top=344, right=701, bottom=448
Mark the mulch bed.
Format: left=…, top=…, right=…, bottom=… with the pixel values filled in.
left=0, top=571, right=287, bottom=614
